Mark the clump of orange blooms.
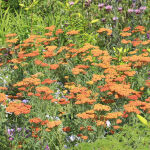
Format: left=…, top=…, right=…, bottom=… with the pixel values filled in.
left=1, top=24, right=150, bottom=145
left=6, top=100, right=31, bottom=115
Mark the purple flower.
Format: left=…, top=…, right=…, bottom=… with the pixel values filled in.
left=128, top=9, right=134, bottom=13
left=7, top=128, right=15, bottom=136
left=118, top=7, right=122, bottom=12
left=17, top=128, right=22, bottom=132
left=22, top=99, right=29, bottom=103
left=45, top=145, right=50, bottom=150
left=140, top=6, right=146, bottom=11
left=69, top=1, right=74, bottom=5
left=101, top=18, right=106, bottom=22
left=134, top=9, right=141, bottom=14
left=9, top=137, right=14, bottom=141
left=147, top=33, right=150, bottom=39
left=105, top=5, right=112, bottom=11
left=85, top=0, right=92, bottom=7
left=113, top=17, right=118, bottom=21
left=98, top=3, right=104, bottom=9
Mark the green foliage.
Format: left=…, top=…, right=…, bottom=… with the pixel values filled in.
left=0, top=125, right=10, bottom=150
left=72, top=123, right=150, bottom=150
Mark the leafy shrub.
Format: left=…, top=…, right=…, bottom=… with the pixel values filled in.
left=72, top=122, right=150, bottom=150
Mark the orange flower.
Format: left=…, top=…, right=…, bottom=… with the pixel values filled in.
left=131, top=39, right=142, bottom=47
left=47, top=120, right=62, bottom=129
left=97, top=28, right=112, bottom=35
left=28, top=92, right=34, bottom=96
left=87, top=126, right=94, bottom=131
left=6, top=101, right=31, bottom=115
left=55, top=29, right=64, bottom=35
left=66, top=30, right=79, bottom=35
left=41, top=78, right=56, bottom=85
left=0, top=93, right=7, bottom=103
left=122, top=27, right=131, bottom=32
left=96, top=120, right=105, bottom=126
left=5, top=33, right=17, bottom=38
left=106, top=112, right=123, bottom=119
left=81, top=135, right=88, bottom=140
left=41, top=120, right=49, bottom=125
left=140, top=87, right=144, bottom=91
left=14, top=65, right=18, bottom=69
left=120, top=32, right=131, bottom=37
left=49, top=64, right=59, bottom=70
left=0, top=87, right=8, bottom=91
left=113, top=125, right=120, bottom=129
left=124, top=71, right=136, bottom=76
left=29, top=118, right=42, bottom=124
left=44, top=32, right=53, bottom=36
left=94, top=104, right=111, bottom=111
left=116, top=119, right=122, bottom=124
left=63, top=127, right=71, bottom=132
left=121, top=39, right=131, bottom=44
left=145, top=97, right=150, bottom=102
left=128, top=95, right=139, bottom=100
left=45, top=25, right=56, bottom=31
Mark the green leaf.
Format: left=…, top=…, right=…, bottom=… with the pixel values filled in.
left=72, top=13, right=82, bottom=18
left=19, top=4, right=25, bottom=7
left=137, top=114, right=148, bottom=126
left=74, top=0, right=79, bottom=4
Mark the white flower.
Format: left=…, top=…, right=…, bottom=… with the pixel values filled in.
left=46, top=115, right=50, bottom=118
left=106, top=120, right=111, bottom=127
left=69, top=135, right=76, bottom=142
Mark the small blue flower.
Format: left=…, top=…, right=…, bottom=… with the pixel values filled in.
left=22, top=99, right=29, bottom=104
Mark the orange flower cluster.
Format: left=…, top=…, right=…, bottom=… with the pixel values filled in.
left=57, top=98, right=70, bottom=105
left=29, top=118, right=49, bottom=138
left=97, top=28, right=112, bottom=35
left=41, top=78, right=57, bottom=85
left=13, top=76, right=41, bottom=87
left=6, top=100, right=31, bottom=115
left=96, top=120, right=105, bottom=126
left=122, top=27, right=131, bottom=32
left=36, top=86, right=53, bottom=95
left=76, top=110, right=97, bottom=119
left=5, top=33, right=17, bottom=38
left=43, top=46, right=57, bottom=58
left=106, top=112, right=123, bottom=119
left=46, top=120, right=62, bottom=130
left=124, top=103, right=141, bottom=114
left=49, top=64, right=59, bottom=70
left=55, top=29, right=64, bottom=35
left=91, top=49, right=103, bottom=56
left=120, top=32, right=131, bottom=37
left=92, top=74, right=105, bottom=82
left=63, top=126, right=71, bottom=132
left=93, top=104, right=111, bottom=111
left=132, top=26, right=145, bottom=33
left=66, top=30, right=80, bottom=35
left=109, top=83, right=137, bottom=97
left=72, top=68, right=86, bottom=75
left=45, top=25, right=56, bottom=31
left=121, top=26, right=150, bottom=47
left=121, top=39, right=131, bottom=44
left=145, top=97, right=150, bottom=102
left=29, top=118, right=43, bottom=124
left=145, top=80, right=150, bottom=88
left=0, top=87, right=8, bottom=91
left=0, top=93, right=7, bottom=104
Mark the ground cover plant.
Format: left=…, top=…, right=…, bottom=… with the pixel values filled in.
left=0, top=0, right=150, bottom=149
